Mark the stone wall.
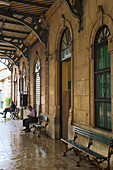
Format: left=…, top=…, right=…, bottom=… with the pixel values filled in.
left=11, top=0, right=113, bottom=168
left=45, top=0, right=113, bottom=168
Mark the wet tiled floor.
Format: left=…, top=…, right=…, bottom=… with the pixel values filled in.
left=0, top=114, right=97, bottom=170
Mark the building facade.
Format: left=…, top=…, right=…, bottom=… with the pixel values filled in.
left=9, top=0, right=113, bottom=168
left=0, top=67, right=11, bottom=109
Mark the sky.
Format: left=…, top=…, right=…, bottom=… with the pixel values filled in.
left=0, top=62, right=11, bottom=80
left=0, top=62, right=7, bottom=69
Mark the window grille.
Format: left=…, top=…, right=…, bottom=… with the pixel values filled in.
left=35, top=61, right=40, bottom=113
left=94, top=25, right=111, bottom=130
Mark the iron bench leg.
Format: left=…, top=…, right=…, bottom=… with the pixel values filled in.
left=63, top=143, right=75, bottom=156
left=76, top=151, right=82, bottom=167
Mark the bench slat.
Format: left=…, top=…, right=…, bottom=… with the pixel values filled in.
left=38, top=115, right=48, bottom=122
left=33, top=123, right=44, bottom=128
left=73, top=126, right=112, bottom=141
left=73, top=126, right=113, bottom=146
left=61, top=138, right=106, bottom=159
left=73, top=129, right=112, bottom=145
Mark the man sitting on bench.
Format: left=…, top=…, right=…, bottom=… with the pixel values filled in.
left=23, top=105, right=37, bottom=132
left=2, top=100, right=16, bottom=118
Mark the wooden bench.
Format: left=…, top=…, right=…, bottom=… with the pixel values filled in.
left=32, top=114, right=48, bottom=137
left=29, top=116, right=38, bottom=130
left=61, top=126, right=113, bottom=170
left=10, top=108, right=19, bottom=119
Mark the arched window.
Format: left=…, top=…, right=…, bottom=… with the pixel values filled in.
left=94, top=25, right=111, bottom=130
left=14, top=72, right=17, bottom=105
left=60, top=28, right=71, bottom=61
left=21, top=67, right=27, bottom=107
left=35, top=60, right=40, bottom=113
left=22, top=68, right=26, bottom=93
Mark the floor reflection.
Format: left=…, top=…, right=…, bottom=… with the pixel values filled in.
left=0, top=118, right=97, bottom=170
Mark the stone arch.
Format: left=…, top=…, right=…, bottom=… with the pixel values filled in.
left=55, top=15, right=73, bottom=55
left=89, top=13, right=113, bottom=46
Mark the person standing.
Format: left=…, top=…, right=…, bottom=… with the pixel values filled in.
left=23, top=105, right=37, bottom=132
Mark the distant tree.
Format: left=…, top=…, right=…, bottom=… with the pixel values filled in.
left=5, top=96, right=11, bottom=108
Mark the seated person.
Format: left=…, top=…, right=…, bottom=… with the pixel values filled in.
left=2, top=100, right=16, bottom=118
left=23, top=105, right=37, bottom=132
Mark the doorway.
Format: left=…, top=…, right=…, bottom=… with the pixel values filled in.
left=60, top=28, right=71, bottom=138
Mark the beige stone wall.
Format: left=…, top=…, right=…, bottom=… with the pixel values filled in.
left=11, top=0, right=113, bottom=168
left=46, top=0, right=113, bottom=167
left=46, top=0, right=113, bottom=130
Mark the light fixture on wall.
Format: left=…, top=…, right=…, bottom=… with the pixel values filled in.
left=0, top=0, right=11, bottom=6
left=44, top=50, right=53, bottom=61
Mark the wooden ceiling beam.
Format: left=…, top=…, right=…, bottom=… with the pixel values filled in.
left=0, top=44, right=15, bottom=48
left=0, top=48, right=16, bottom=51
left=1, top=28, right=30, bottom=34
left=1, top=35, right=25, bottom=40
left=0, top=19, right=24, bottom=25
left=11, top=0, right=50, bottom=8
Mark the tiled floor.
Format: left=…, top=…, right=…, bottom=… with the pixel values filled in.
left=0, top=114, right=97, bottom=170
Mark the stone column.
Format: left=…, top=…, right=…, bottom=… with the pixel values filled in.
left=54, top=50, right=60, bottom=139
left=27, top=60, right=30, bottom=106
left=45, top=58, right=49, bottom=114
left=87, top=45, right=94, bottom=127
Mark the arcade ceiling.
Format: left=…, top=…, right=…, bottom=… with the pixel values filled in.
left=0, top=0, right=55, bottom=70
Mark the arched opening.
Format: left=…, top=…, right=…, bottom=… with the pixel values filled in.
left=94, top=25, right=111, bottom=130
left=14, top=69, right=17, bottom=106
left=35, top=60, right=40, bottom=114
left=20, top=66, right=27, bottom=109
left=0, top=62, right=11, bottom=114
left=60, top=28, right=71, bottom=138
left=22, top=68, right=27, bottom=93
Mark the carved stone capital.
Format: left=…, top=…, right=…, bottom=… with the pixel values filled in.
left=87, top=45, right=94, bottom=60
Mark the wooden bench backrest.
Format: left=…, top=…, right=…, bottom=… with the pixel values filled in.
left=73, top=126, right=113, bottom=146
left=38, top=114, right=48, bottom=122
